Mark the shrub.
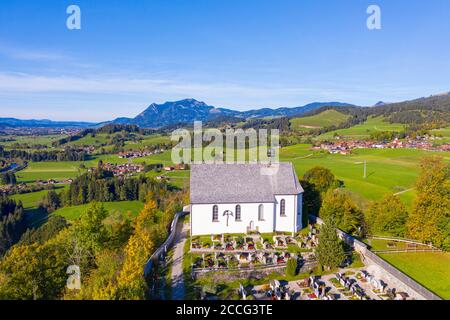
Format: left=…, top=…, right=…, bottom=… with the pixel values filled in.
left=286, top=258, right=298, bottom=277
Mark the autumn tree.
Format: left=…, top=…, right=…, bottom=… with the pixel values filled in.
left=319, top=189, right=365, bottom=236
left=316, top=216, right=346, bottom=270
left=406, top=156, right=450, bottom=250
left=114, top=200, right=161, bottom=300
left=0, top=236, right=68, bottom=300
left=366, top=195, right=409, bottom=237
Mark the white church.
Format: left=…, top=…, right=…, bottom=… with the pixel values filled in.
left=189, top=162, right=304, bottom=236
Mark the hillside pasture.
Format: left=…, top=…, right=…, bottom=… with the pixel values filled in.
left=290, top=110, right=350, bottom=131
left=317, top=116, right=406, bottom=140
left=52, top=200, right=144, bottom=221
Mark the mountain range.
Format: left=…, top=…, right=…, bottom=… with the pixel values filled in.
left=0, top=118, right=95, bottom=128
left=104, top=99, right=354, bottom=128
left=1, top=92, right=449, bottom=129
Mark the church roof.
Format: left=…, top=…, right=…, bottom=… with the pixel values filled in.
left=190, top=162, right=303, bottom=204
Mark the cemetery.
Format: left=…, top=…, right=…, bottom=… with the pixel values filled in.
left=233, top=269, right=415, bottom=300
left=183, top=220, right=438, bottom=301
left=189, top=225, right=320, bottom=271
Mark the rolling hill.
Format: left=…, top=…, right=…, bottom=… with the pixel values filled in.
left=290, top=109, right=351, bottom=131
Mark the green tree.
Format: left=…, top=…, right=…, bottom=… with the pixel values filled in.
left=74, top=202, right=109, bottom=254
left=40, top=190, right=61, bottom=213
left=366, top=195, right=408, bottom=237
left=1, top=172, right=16, bottom=185
left=316, top=216, right=346, bottom=270
left=407, top=156, right=450, bottom=250
left=19, top=215, right=68, bottom=245
left=319, top=189, right=365, bottom=236
left=285, top=258, right=298, bottom=277
left=302, top=166, right=338, bottom=193
left=301, top=166, right=339, bottom=222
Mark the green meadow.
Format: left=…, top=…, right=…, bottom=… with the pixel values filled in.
left=66, top=133, right=111, bottom=147
left=52, top=200, right=144, bottom=221
left=15, top=153, right=155, bottom=183
left=317, top=116, right=406, bottom=140
left=290, top=110, right=350, bottom=131
left=12, top=141, right=450, bottom=210
left=1, top=134, right=66, bottom=147
left=124, top=134, right=172, bottom=150
left=280, top=144, right=450, bottom=207
left=379, top=252, right=450, bottom=299
left=16, top=161, right=85, bottom=183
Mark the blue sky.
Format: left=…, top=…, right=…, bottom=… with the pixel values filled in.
left=0, top=0, right=449, bottom=121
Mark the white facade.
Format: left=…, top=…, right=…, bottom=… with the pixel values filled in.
left=190, top=193, right=303, bottom=236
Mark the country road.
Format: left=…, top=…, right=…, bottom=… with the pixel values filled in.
left=170, top=219, right=189, bottom=300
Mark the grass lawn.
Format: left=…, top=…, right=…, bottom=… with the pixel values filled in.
left=52, top=201, right=144, bottom=221
left=290, top=110, right=350, bottom=131
left=379, top=252, right=450, bottom=299
left=317, top=116, right=406, bottom=140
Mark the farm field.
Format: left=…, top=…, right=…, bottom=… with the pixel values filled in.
left=279, top=144, right=450, bottom=207
left=11, top=142, right=450, bottom=209
left=317, top=116, right=406, bottom=140
left=15, top=154, right=142, bottom=183
left=124, top=134, right=172, bottom=150
left=52, top=200, right=144, bottom=221
left=0, top=134, right=66, bottom=147
left=290, top=110, right=350, bottom=131
left=379, top=252, right=450, bottom=299
left=16, top=161, right=85, bottom=183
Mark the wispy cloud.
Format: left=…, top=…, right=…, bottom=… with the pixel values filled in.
left=0, top=72, right=438, bottom=111
left=0, top=72, right=318, bottom=98
left=0, top=44, right=68, bottom=61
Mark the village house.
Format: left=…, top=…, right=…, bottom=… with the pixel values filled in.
left=96, top=162, right=144, bottom=177
left=189, top=162, right=304, bottom=236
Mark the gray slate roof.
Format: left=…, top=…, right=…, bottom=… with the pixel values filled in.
left=190, top=162, right=304, bottom=204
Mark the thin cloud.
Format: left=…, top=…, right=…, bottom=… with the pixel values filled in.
left=0, top=44, right=68, bottom=61
left=0, top=72, right=321, bottom=98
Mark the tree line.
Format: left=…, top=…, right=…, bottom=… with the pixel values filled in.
left=0, top=196, right=26, bottom=256
left=0, top=146, right=88, bottom=162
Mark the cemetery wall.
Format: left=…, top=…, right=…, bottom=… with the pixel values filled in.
left=192, top=260, right=317, bottom=282
left=311, top=216, right=441, bottom=300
